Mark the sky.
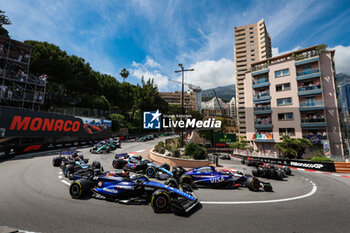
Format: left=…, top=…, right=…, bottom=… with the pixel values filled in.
left=1, top=0, right=350, bottom=91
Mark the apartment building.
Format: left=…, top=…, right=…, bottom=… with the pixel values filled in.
left=159, top=91, right=195, bottom=110
left=244, top=45, right=343, bottom=157
left=234, top=19, right=272, bottom=139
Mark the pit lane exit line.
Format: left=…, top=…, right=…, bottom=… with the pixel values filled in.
left=201, top=177, right=317, bottom=205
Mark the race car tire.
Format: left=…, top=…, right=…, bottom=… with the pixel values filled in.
left=92, top=161, right=101, bottom=169
left=151, top=190, right=171, bottom=213
left=263, top=183, right=273, bottom=192
left=143, top=159, right=151, bottom=164
left=79, top=155, right=84, bottom=161
left=52, top=156, right=62, bottom=167
left=70, top=179, right=91, bottom=199
left=252, top=167, right=259, bottom=177
left=179, top=174, right=193, bottom=187
left=65, top=164, right=74, bottom=178
left=246, top=176, right=260, bottom=192
left=284, top=167, right=292, bottom=176
left=146, top=167, right=156, bottom=178
left=165, top=178, right=179, bottom=188
left=112, top=159, right=124, bottom=169
left=275, top=170, right=284, bottom=180
left=160, top=163, right=170, bottom=171
left=241, top=159, right=245, bottom=164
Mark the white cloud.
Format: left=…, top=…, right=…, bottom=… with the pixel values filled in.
left=131, top=56, right=171, bottom=90
left=176, top=58, right=235, bottom=90
left=272, top=46, right=302, bottom=57
left=331, top=45, right=350, bottom=75
left=145, top=56, right=160, bottom=68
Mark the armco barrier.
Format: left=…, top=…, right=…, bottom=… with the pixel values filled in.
left=150, top=150, right=209, bottom=168
left=0, top=139, right=102, bottom=160
left=234, top=154, right=336, bottom=172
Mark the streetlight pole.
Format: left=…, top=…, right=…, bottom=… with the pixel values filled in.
left=175, top=64, right=194, bottom=148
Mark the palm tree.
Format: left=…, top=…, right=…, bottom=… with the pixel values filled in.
left=120, top=68, right=129, bottom=83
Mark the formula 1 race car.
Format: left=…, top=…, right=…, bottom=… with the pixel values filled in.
left=52, top=151, right=89, bottom=167
left=66, top=160, right=104, bottom=180
left=169, top=166, right=272, bottom=192
left=90, top=140, right=119, bottom=154
left=252, top=162, right=289, bottom=180
left=112, top=154, right=171, bottom=179
left=112, top=154, right=151, bottom=172
left=69, top=172, right=199, bottom=214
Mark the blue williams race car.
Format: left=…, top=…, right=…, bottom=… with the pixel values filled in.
left=69, top=172, right=199, bottom=214
left=169, top=166, right=273, bottom=192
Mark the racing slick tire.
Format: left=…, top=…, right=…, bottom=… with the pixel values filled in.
left=241, top=158, right=245, bottom=164
left=52, top=156, right=62, bottom=167
left=263, top=183, right=273, bottom=192
left=246, top=176, right=260, bottom=192
left=284, top=167, right=292, bottom=176
left=151, top=190, right=171, bottom=213
left=275, top=170, right=284, bottom=180
left=112, top=159, right=125, bottom=169
left=65, top=164, right=74, bottom=178
left=79, top=155, right=84, bottom=161
left=179, top=174, right=194, bottom=187
left=252, top=167, right=259, bottom=177
left=146, top=167, right=156, bottom=178
left=160, top=163, right=171, bottom=171
left=165, top=178, right=179, bottom=188
left=92, top=161, right=101, bottom=169
left=69, top=179, right=91, bottom=199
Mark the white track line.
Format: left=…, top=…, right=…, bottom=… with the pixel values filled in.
left=58, top=175, right=62, bottom=179
left=201, top=179, right=317, bottom=205
left=60, top=180, right=70, bottom=186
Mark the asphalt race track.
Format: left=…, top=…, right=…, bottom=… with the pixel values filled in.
left=1, top=138, right=350, bottom=233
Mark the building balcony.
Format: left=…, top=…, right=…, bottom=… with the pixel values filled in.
left=254, top=123, right=273, bottom=130
left=300, top=118, right=327, bottom=128
left=296, top=68, right=321, bottom=81
left=251, top=68, right=269, bottom=76
left=252, top=80, right=270, bottom=89
left=295, top=55, right=319, bottom=66
left=299, top=101, right=325, bottom=111
left=298, top=85, right=323, bottom=96
left=254, top=106, right=272, bottom=115
left=253, top=92, right=271, bottom=103
left=303, top=134, right=327, bottom=140
left=253, top=133, right=274, bottom=142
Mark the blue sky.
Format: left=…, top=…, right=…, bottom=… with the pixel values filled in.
left=1, top=0, right=350, bottom=91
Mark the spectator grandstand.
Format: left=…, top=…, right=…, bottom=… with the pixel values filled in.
left=0, top=36, right=46, bottom=110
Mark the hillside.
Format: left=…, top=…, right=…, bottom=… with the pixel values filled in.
left=202, top=84, right=235, bottom=102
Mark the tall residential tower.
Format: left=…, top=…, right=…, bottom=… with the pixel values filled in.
left=234, top=19, right=272, bottom=138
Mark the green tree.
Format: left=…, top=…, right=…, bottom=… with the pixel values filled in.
left=275, top=135, right=312, bottom=159
left=120, top=68, right=129, bottom=83
left=0, top=10, right=11, bottom=38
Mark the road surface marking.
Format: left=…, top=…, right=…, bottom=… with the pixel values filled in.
left=201, top=179, right=317, bottom=205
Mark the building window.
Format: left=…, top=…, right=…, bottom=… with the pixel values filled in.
left=251, top=49, right=255, bottom=52
left=250, top=40, right=254, bottom=43
left=249, top=27, right=253, bottom=30
left=250, top=45, right=254, bottom=47
left=275, top=68, right=290, bottom=78
left=278, top=113, right=293, bottom=121
left=279, top=128, right=295, bottom=136
left=251, top=58, right=255, bottom=61
left=250, top=36, right=254, bottom=38
left=277, top=97, right=292, bottom=106
left=276, top=83, right=291, bottom=92
left=251, top=54, right=255, bottom=56
left=249, top=31, right=253, bottom=34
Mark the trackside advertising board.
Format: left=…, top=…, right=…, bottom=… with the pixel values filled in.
left=214, top=133, right=236, bottom=147
left=0, top=107, right=112, bottom=138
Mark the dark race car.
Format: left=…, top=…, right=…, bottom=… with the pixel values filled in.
left=252, top=162, right=289, bottom=180
left=52, top=151, right=89, bottom=175
left=89, top=140, right=118, bottom=154
left=67, top=160, right=104, bottom=180
left=112, top=153, right=171, bottom=179
left=169, top=166, right=272, bottom=192
left=69, top=172, right=199, bottom=214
